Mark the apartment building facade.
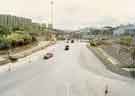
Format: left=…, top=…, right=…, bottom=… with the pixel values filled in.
left=0, top=14, right=32, bottom=27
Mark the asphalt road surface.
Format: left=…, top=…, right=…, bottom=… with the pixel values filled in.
left=0, top=41, right=134, bottom=96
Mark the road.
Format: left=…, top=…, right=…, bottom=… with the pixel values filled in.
left=0, top=41, right=134, bottom=96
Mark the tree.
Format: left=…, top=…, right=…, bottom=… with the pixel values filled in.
left=6, top=33, right=32, bottom=47
left=0, top=25, right=10, bottom=36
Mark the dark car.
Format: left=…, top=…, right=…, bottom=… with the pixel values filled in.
left=64, top=45, right=69, bottom=50
left=43, top=53, right=53, bottom=59
left=71, top=40, right=74, bottom=43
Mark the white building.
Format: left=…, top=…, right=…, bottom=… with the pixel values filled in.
left=0, top=14, right=32, bottom=27
left=113, top=24, right=135, bottom=36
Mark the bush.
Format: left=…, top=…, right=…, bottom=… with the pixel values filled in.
left=6, top=33, right=32, bottom=47
left=0, top=25, right=10, bottom=35
left=0, top=29, right=37, bottom=49
left=91, top=43, right=96, bottom=46
left=90, top=40, right=102, bottom=47
left=119, top=36, right=132, bottom=46
left=31, top=36, right=37, bottom=42
left=0, top=36, right=10, bottom=49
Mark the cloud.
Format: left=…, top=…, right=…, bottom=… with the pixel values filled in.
left=0, top=0, right=134, bottom=29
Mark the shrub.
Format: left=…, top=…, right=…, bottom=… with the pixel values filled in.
left=6, top=33, right=32, bottom=47
left=0, top=25, right=10, bottom=35
left=0, top=36, right=10, bottom=49
left=119, top=36, right=132, bottom=46
left=90, top=40, right=100, bottom=47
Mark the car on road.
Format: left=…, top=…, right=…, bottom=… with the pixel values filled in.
left=64, top=45, right=69, bottom=50
left=43, top=53, right=53, bottom=59
left=71, top=40, right=74, bottom=43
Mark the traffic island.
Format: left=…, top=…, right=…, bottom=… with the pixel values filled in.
left=87, top=44, right=132, bottom=78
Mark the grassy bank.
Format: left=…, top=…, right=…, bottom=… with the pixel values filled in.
left=87, top=44, right=132, bottom=78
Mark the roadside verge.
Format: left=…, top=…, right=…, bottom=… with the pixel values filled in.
left=0, top=41, right=56, bottom=65
left=87, top=44, right=131, bottom=78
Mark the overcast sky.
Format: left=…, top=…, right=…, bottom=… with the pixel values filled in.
left=0, top=0, right=135, bottom=30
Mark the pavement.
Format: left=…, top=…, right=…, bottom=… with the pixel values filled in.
left=0, top=41, right=134, bottom=96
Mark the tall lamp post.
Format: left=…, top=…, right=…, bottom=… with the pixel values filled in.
left=50, top=0, right=54, bottom=29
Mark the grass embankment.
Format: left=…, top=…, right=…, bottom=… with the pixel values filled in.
left=115, top=36, right=132, bottom=46
left=87, top=44, right=131, bottom=77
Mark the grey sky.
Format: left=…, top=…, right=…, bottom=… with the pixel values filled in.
left=0, top=0, right=135, bottom=30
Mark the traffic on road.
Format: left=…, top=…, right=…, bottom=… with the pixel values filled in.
left=0, top=0, right=135, bottom=95
left=0, top=41, right=134, bottom=96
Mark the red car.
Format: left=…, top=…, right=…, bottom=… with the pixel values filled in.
left=43, top=53, right=53, bottom=59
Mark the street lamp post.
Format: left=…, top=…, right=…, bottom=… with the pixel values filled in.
left=7, top=49, right=12, bottom=72
left=50, top=0, right=54, bottom=29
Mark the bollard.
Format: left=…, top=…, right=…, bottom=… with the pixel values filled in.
left=105, top=85, right=109, bottom=96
